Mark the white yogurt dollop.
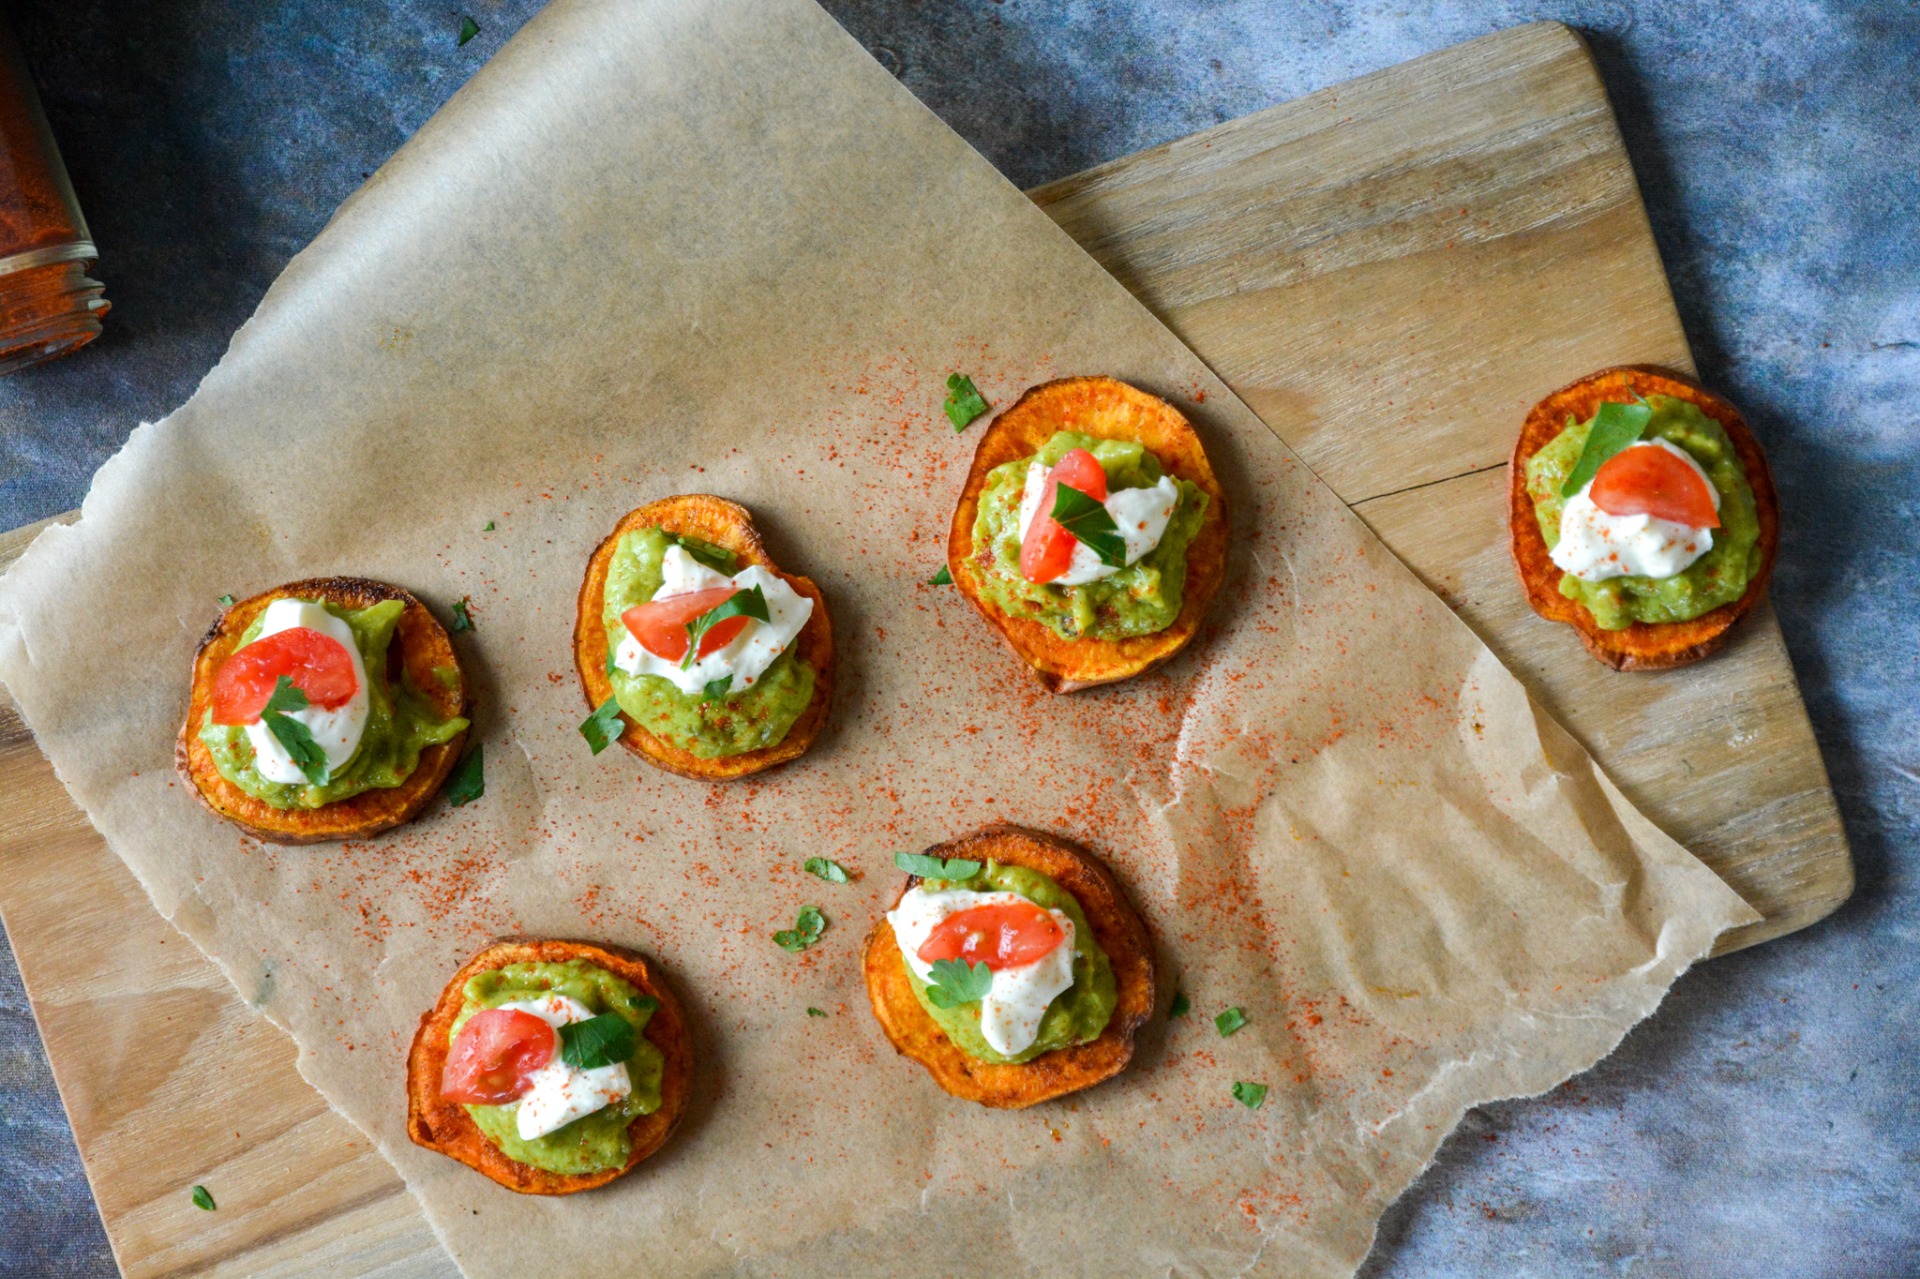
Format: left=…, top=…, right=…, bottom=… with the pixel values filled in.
left=1551, top=440, right=1719, bottom=582
left=492, top=993, right=631, bottom=1140
left=241, top=598, right=369, bottom=784
left=1017, top=462, right=1180, bottom=586
left=613, top=544, right=813, bottom=696
left=885, top=886, right=1076, bottom=1057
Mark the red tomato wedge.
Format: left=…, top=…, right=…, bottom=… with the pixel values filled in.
left=209, top=626, right=359, bottom=725
left=1019, top=448, right=1109, bottom=584
left=917, top=900, right=1067, bottom=971
left=622, top=585, right=748, bottom=662
left=440, top=1008, right=556, bottom=1105
left=1590, top=444, right=1720, bottom=528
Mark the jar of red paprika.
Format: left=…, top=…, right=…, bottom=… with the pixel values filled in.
left=0, top=17, right=105, bottom=375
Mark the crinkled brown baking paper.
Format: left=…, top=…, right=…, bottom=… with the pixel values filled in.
left=0, top=1, right=1755, bottom=1275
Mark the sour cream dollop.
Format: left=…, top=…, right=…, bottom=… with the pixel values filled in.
left=886, top=887, right=1076, bottom=1057
left=493, top=993, right=631, bottom=1140
left=242, top=598, right=369, bottom=784
left=1017, top=463, right=1180, bottom=586
left=613, top=544, right=813, bottom=696
left=1551, top=439, right=1720, bottom=582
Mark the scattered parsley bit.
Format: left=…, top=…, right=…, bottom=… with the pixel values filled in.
left=482, top=520, right=495, bottom=532
left=928, top=565, right=953, bottom=586
left=682, top=586, right=769, bottom=670
left=803, top=856, right=849, bottom=884
left=628, top=993, right=661, bottom=1015
left=1231, top=1081, right=1268, bottom=1110
left=943, top=372, right=989, bottom=431
left=558, top=1013, right=636, bottom=1069
left=894, top=851, right=982, bottom=880
left=260, top=676, right=329, bottom=786
left=450, top=597, right=474, bottom=632
left=1050, top=483, right=1128, bottom=567
left=190, top=1185, right=216, bottom=1211
left=673, top=534, right=739, bottom=575
left=703, top=675, right=734, bottom=700
left=446, top=745, right=484, bottom=807
left=216, top=594, right=235, bottom=607
left=774, top=905, right=827, bottom=952
left=924, top=958, right=993, bottom=1008
left=806, top=1006, right=828, bottom=1018
left=457, top=15, right=480, bottom=46
left=1560, top=398, right=1653, bottom=497
left=1169, top=988, right=1190, bottom=1018
left=579, top=696, right=625, bottom=754
left=1215, top=1006, right=1248, bottom=1037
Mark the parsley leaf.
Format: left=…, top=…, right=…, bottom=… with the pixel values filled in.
left=673, top=534, right=739, bottom=575
left=943, top=373, right=989, bottom=431
left=1050, top=483, right=1128, bottom=567
left=681, top=585, right=769, bottom=670
left=579, top=696, right=625, bottom=754
left=457, top=15, right=480, bottom=46
left=260, top=677, right=330, bottom=786
left=450, top=597, right=474, bottom=632
left=894, top=851, right=982, bottom=881
left=807, top=1006, right=828, bottom=1018
left=558, top=1013, right=635, bottom=1069
left=446, top=745, right=484, bottom=807
left=1169, top=988, right=1190, bottom=1018
left=1215, top=1006, right=1248, bottom=1037
left=190, top=1184, right=216, bottom=1211
left=1231, top=1081, right=1268, bottom=1110
left=774, top=905, right=827, bottom=952
left=928, top=565, right=953, bottom=586
left=703, top=675, right=734, bottom=700
left=1560, top=399, right=1653, bottom=497
left=482, top=520, right=495, bottom=532
left=803, top=856, right=849, bottom=884
left=924, top=958, right=993, bottom=1008
left=217, top=594, right=235, bottom=607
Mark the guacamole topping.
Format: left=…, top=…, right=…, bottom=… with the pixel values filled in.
left=602, top=527, right=815, bottom=758
left=1525, top=395, right=1761, bottom=630
left=200, top=599, right=467, bottom=808
left=973, top=431, right=1208, bottom=640
left=904, top=860, right=1117, bottom=1065
left=450, top=959, right=665, bottom=1176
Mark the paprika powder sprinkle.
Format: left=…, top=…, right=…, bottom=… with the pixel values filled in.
left=0, top=18, right=105, bottom=375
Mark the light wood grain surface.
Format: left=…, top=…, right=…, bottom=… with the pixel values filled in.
left=0, top=21, right=1849, bottom=1278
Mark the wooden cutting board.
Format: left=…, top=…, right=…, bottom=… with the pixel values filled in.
left=0, top=21, right=1850, bottom=1279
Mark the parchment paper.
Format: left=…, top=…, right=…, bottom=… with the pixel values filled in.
left=0, top=2, right=1756, bottom=1275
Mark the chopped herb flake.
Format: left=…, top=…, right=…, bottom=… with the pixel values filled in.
left=450, top=597, right=474, bottom=632
left=803, top=856, right=849, bottom=884
left=457, top=15, right=480, bottom=46
left=1215, top=1006, right=1248, bottom=1037
left=894, top=851, right=982, bottom=881
left=579, top=696, right=625, bottom=754
left=483, top=520, right=495, bottom=532
left=217, top=594, right=235, bottom=607
left=1560, top=398, right=1653, bottom=497
left=924, top=957, right=993, bottom=1008
left=928, top=565, right=953, bottom=586
left=703, top=675, right=734, bottom=700
left=558, top=1013, right=636, bottom=1069
left=1169, top=988, right=1190, bottom=1018
left=806, top=1006, right=828, bottom=1018
left=1231, top=1081, right=1268, bottom=1110
left=446, top=745, right=484, bottom=807
left=191, top=1185, right=216, bottom=1211
left=774, top=904, right=828, bottom=952
left=943, top=373, right=989, bottom=431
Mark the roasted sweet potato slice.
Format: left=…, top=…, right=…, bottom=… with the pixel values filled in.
left=947, top=376, right=1228, bottom=692
left=1509, top=366, right=1780, bottom=671
left=177, top=577, right=469, bottom=844
left=406, top=939, right=694, bottom=1196
left=863, top=824, right=1155, bottom=1108
left=574, top=495, right=832, bottom=781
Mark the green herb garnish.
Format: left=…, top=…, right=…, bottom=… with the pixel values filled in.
left=928, top=565, right=953, bottom=586
left=1215, top=1006, right=1248, bottom=1037
left=260, top=677, right=329, bottom=786
left=558, top=1013, right=636, bottom=1069
left=803, top=856, right=849, bottom=884
left=1231, top=1081, right=1268, bottom=1110
left=217, top=594, right=235, bottom=607
left=1169, top=988, right=1190, bottom=1018
left=894, top=851, right=982, bottom=880
left=446, top=745, right=484, bottom=807
left=1050, top=483, right=1127, bottom=568
left=774, top=905, right=828, bottom=952
left=673, top=534, right=739, bottom=575
left=579, top=696, right=625, bottom=754
left=681, top=585, right=769, bottom=670
left=483, top=520, right=495, bottom=532
left=924, top=958, right=993, bottom=1008
left=457, top=15, right=480, bottom=46
left=807, top=1006, right=828, bottom=1018
left=703, top=675, right=734, bottom=700
left=450, top=597, right=474, bottom=632
left=943, top=373, right=989, bottom=431
left=190, top=1184, right=216, bottom=1211
left=1560, top=398, right=1653, bottom=497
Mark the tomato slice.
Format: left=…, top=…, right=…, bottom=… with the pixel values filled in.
left=917, top=900, right=1066, bottom=971
left=209, top=626, right=360, bottom=725
left=440, top=1008, right=557, bottom=1105
left=1590, top=444, right=1720, bottom=528
left=1019, top=448, right=1108, bottom=584
left=621, top=585, right=748, bottom=662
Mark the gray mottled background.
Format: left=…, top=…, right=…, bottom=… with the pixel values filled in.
left=1, top=2, right=1914, bottom=1276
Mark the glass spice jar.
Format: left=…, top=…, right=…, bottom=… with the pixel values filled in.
left=0, top=16, right=105, bottom=375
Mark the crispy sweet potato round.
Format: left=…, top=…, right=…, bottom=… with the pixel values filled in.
left=177, top=577, right=469, bottom=844
left=1509, top=366, right=1780, bottom=671
left=947, top=376, right=1228, bottom=693
left=574, top=495, right=833, bottom=781
left=863, top=824, right=1155, bottom=1108
left=406, top=939, right=694, bottom=1196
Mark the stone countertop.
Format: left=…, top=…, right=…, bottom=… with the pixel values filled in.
left=1, top=3, right=1913, bottom=1276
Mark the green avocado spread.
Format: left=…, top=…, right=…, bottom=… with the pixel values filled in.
left=1525, top=395, right=1761, bottom=631
left=451, top=959, right=665, bottom=1177
left=601, top=527, right=815, bottom=759
left=972, top=431, right=1209, bottom=641
left=904, top=860, right=1118, bottom=1066
left=199, top=599, right=467, bottom=809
